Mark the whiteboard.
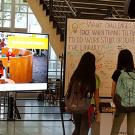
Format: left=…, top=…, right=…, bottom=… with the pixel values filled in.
left=64, top=18, right=135, bottom=97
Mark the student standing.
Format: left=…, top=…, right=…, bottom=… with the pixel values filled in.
left=110, top=49, right=135, bottom=135
left=66, top=52, right=100, bottom=135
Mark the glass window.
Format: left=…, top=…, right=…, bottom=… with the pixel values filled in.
left=0, top=0, right=1, bottom=11
left=0, top=20, right=2, bottom=27
left=15, top=0, right=19, bottom=4
left=15, top=5, right=27, bottom=12
left=20, top=0, right=27, bottom=4
left=3, top=12, right=11, bottom=19
left=15, top=13, right=27, bottom=28
left=0, top=12, right=2, bottom=19
left=15, top=5, right=20, bottom=12
left=3, top=0, right=11, bottom=3
left=28, top=7, right=32, bottom=13
left=20, top=5, right=27, bottom=12
left=3, top=20, right=10, bottom=27
left=28, top=14, right=41, bottom=33
left=3, top=4, right=11, bottom=11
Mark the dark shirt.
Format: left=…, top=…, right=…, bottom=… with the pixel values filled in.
left=112, top=69, right=135, bottom=82
left=112, top=70, right=121, bottom=82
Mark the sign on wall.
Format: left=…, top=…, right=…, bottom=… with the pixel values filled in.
left=65, top=18, right=135, bottom=97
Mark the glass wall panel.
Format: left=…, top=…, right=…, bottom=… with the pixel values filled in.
left=3, top=20, right=10, bottom=27
left=15, top=13, right=27, bottom=28
left=3, top=12, right=11, bottom=19
left=15, top=5, right=20, bottom=12
left=20, top=0, right=27, bottom=4
left=20, top=5, right=27, bottom=12
left=0, top=0, right=1, bottom=10
left=0, top=12, right=2, bottom=19
left=3, top=4, right=11, bottom=11
left=0, top=20, right=2, bottom=27
left=28, top=7, right=32, bottom=13
left=15, top=0, right=19, bottom=4
left=3, top=0, right=11, bottom=3
left=28, top=14, right=41, bottom=33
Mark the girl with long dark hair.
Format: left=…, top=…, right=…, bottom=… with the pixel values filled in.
left=67, top=52, right=100, bottom=135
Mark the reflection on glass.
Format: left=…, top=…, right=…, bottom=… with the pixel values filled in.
left=20, top=5, right=27, bottom=12
left=3, top=12, right=11, bottom=19
left=15, top=13, right=27, bottom=28
left=4, top=0, right=11, bottom=3
left=3, top=20, right=10, bottom=27
left=3, top=4, right=11, bottom=11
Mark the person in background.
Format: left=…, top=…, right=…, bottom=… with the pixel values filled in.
left=0, top=60, right=4, bottom=78
left=6, top=48, right=15, bottom=60
left=67, top=52, right=100, bottom=135
left=0, top=38, right=6, bottom=48
left=55, top=79, right=60, bottom=99
left=36, top=49, right=40, bottom=56
left=110, top=49, right=135, bottom=135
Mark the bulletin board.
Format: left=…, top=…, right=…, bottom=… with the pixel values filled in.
left=64, top=18, right=135, bottom=97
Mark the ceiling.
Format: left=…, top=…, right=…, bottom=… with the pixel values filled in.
left=41, top=0, right=129, bottom=40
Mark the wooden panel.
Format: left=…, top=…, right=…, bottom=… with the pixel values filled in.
left=0, top=57, right=8, bottom=67
left=9, top=55, right=32, bottom=83
left=1, top=48, right=32, bottom=83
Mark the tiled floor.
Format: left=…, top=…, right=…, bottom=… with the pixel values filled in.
left=0, top=99, right=74, bottom=135
left=0, top=98, right=126, bottom=135
left=0, top=54, right=74, bottom=135
left=0, top=121, right=74, bottom=135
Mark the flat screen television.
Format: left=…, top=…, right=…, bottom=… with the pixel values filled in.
left=0, top=32, right=49, bottom=90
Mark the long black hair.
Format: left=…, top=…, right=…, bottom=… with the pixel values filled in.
left=68, top=52, right=96, bottom=96
left=117, top=49, right=134, bottom=71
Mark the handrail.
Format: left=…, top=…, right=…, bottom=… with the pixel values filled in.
left=42, top=0, right=79, bottom=39
left=106, top=7, right=121, bottom=18
left=111, top=7, right=121, bottom=18
left=63, top=0, right=77, bottom=17
left=48, top=0, right=69, bottom=35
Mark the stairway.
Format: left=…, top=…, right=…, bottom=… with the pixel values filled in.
left=27, top=0, right=127, bottom=57
left=27, top=0, right=64, bottom=57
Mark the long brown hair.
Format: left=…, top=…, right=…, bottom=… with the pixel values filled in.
left=67, top=52, right=96, bottom=97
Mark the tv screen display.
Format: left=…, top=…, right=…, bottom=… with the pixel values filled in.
left=0, top=32, right=49, bottom=90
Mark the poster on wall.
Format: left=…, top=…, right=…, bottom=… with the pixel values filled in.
left=64, top=18, right=135, bottom=97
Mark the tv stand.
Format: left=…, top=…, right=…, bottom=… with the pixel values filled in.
left=7, top=96, right=21, bottom=120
